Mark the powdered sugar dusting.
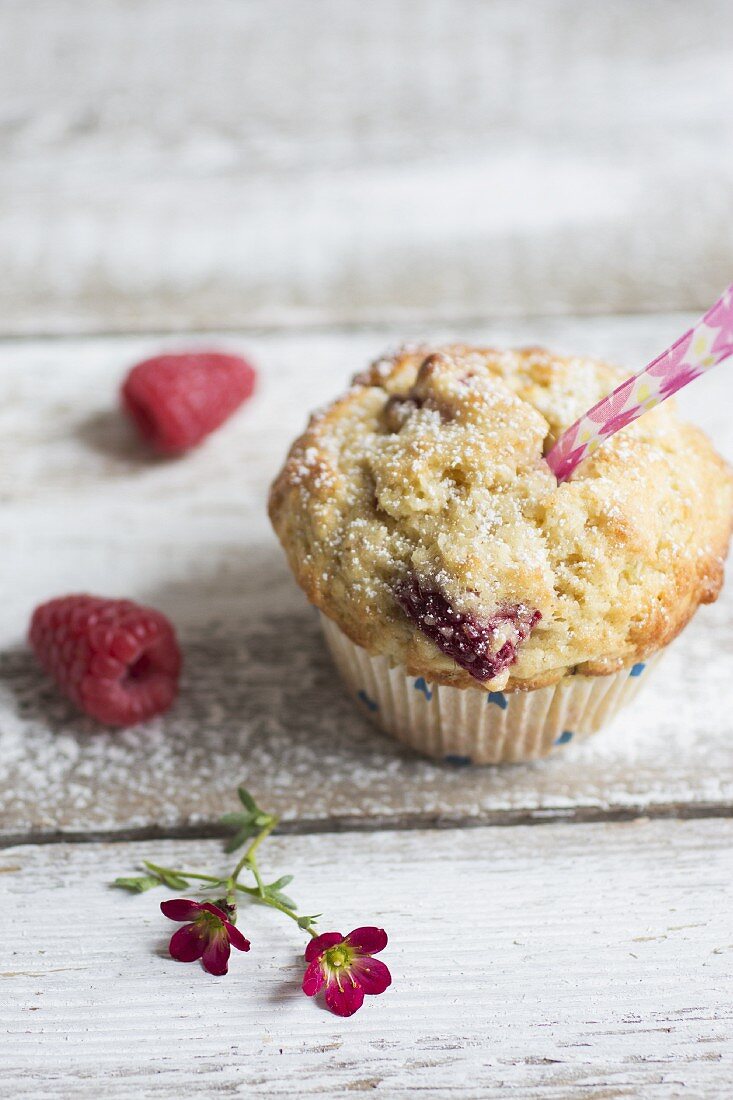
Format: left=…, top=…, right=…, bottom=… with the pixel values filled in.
left=2, top=593, right=732, bottom=839
left=272, top=344, right=731, bottom=690
left=1, top=325, right=731, bottom=840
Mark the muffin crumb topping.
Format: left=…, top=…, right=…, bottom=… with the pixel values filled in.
left=270, top=345, right=733, bottom=691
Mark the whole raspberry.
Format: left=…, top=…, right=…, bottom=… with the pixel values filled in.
left=394, top=577, right=540, bottom=683
left=29, top=595, right=182, bottom=727
left=122, top=351, right=256, bottom=455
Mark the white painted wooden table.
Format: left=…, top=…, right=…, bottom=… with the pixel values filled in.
left=3, top=0, right=733, bottom=335
left=2, top=315, right=732, bottom=1097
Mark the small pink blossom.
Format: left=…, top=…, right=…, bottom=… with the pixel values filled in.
left=598, top=405, right=642, bottom=436
left=551, top=420, right=579, bottom=456
left=647, top=331, right=693, bottom=378
left=545, top=423, right=581, bottom=479
left=549, top=442, right=589, bottom=482
left=704, top=293, right=733, bottom=356
left=658, top=365, right=703, bottom=399
left=161, top=899, right=250, bottom=976
left=302, top=927, right=391, bottom=1016
left=586, top=377, right=635, bottom=426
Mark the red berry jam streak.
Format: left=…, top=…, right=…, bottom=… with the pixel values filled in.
left=394, top=577, right=540, bottom=683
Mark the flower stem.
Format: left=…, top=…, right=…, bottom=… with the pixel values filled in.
left=162, top=815, right=319, bottom=938
left=233, top=878, right=317, bottom=936
left=165, top=868, right=317, bottom=936
left=231, top=816, right=277, bottom=898
left=168, top=870, right=223, bottom=884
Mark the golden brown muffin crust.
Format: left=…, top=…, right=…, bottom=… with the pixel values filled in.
left=269, top=345, right=733, bottom=691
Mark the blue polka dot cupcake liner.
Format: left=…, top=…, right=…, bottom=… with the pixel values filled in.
left=320, top=615, right=661, bottom=765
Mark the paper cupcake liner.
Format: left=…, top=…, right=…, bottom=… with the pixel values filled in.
left=320, top=614, right=661, bottom=764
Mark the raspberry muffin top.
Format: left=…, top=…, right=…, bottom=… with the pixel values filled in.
left=269, top=345, right=733, bottom=691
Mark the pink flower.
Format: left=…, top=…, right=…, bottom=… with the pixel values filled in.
left=548, top=441, right=588, bottom=481
left=587, top=377, right=635, bottom=425
left=647, top=331, right=693, bottom=378
left=704, top=293, right=733, bottom=356
left=302, top=927, right=391, bottom=1016
left=161, top=899, right=250, bottom=976
left=546, top=423, right=583, bottom=480
left=598, top=405, right=641, bottom=435
left=658, top=365, right=702, bottom=399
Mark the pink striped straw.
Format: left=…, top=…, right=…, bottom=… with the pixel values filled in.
left=545, top=284, right=733, bottom=482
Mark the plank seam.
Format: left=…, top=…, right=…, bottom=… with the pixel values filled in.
left=3, top=800, right=732, bottom=850
left=0, top=306, right=701, bottom=345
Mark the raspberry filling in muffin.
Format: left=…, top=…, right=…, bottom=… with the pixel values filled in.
left=394, top=577, right=540, bottom=682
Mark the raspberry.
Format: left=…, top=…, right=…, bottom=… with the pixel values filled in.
left=122, top=351, right=256, bottom=455
left=394, top=577, right=540, bottom=683
left=29, top=595, right=182, bottom=727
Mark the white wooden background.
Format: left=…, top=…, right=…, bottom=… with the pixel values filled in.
left=2, top=0, right=733, bottom=333
left=4, top=821, right=733, bottom=1098
left=1, top=318, right=732, bottom=1098
left=2, top=1, right=733, bottom=1096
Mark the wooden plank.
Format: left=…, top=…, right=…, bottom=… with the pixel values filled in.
left=2, top=819, right=732, bottom=1097
left=1, top=0, right=733, bottom=333
left=0, top=316, right=732, bottom=842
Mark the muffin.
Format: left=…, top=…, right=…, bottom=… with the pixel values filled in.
left=269, top=345, right=733, bottom=763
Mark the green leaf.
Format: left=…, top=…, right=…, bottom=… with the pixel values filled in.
left=143, top=861, right=190, bottom=890
left=220, top=811, right=249, bottom=827
left=224, top=826, right=257, bottom=853
left=268, top=889, right=297, bottom=909
left=267, top=875, right=294, bottom=891
left=220, top=809, right=261, bottom=852
left=113, top=875, right=161, bottom=893
left=297, top=914, right=321, bottom=929
left=237, top=787, right=259, bottom=814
